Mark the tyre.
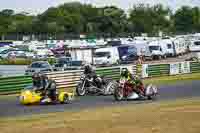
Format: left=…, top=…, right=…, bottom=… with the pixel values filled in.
left=114, top=87, right=124, bottom=101
left=146, top=84, right=158, bottom=100
left=76, top=82, right=86, bottom=96
left=103, top=81, right=117, bottom=95
left=61, top=94, right=71, bottom=104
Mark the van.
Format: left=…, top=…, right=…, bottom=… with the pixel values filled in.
left=148, top=40, right=166, bottom=60
left=93, top=45, right=138, bottom=66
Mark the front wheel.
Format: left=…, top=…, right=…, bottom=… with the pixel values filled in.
left=76, top=82, right=86, bottom=96
left=114, top=87, right=124, bottom=101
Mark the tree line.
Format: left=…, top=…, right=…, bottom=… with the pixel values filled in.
left=0, top=2, right=200, bottom=39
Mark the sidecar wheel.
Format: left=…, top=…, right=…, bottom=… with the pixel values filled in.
left=61, top=94, right=71, bottom=104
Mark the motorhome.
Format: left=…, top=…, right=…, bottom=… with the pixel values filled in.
left=148, top=40, right=166, bottom=59
left=93, top=45, right=138, bottom=66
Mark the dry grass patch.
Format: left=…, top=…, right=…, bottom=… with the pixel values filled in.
left=1, top=98, right=200, bottom=133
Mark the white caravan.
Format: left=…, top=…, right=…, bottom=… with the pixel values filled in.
left=172, top=37, right=188, bottom=55
left=159, top=39, right=175, bottom=57
left=188, top=40, right=200, bottom=52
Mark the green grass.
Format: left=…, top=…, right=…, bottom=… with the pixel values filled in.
left=143, top=73, right=200, bottom=85
left=1, top=98, right=200, bottom=133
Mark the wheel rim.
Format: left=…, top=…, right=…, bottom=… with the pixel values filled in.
left=77, top=85, right=86, bottom=96
left=115, top=87, right=123, bottom=100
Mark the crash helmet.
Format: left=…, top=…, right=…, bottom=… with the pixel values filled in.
left=84, top=63, right=92, bottom=73
left=32, top=72, right=41, bottom=80
left=121, top=68, right=129, bottom=78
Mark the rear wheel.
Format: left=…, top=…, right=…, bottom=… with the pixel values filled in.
left=103, top=81, right=118, bottom=95
left=145, top=84, right=158, bottom=100
left=60, top=94, right=70, bottom=104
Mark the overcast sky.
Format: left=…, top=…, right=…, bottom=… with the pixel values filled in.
left=0, top=0, right=200, bottom=15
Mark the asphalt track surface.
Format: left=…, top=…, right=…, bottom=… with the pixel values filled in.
left=0, top=80, right=200, bottom=118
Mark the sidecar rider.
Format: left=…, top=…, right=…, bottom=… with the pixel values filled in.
left=32, top=72, right=45, bottom=92
left=32, top=72, right=57, bottom=101
left=120, top=68, right=145, bottom=96
left=42, top=74, right=57, bottom=102
left=83, top=64, right=102, bottom=88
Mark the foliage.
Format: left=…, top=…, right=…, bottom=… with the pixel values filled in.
left=0, top=3, right=200, bottom=38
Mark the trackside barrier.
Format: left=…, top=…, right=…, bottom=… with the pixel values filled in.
left=0, top=76, right=32, bottom=95
left=0, top=66, right=122, bottom=95
left=141, top=61, right=200, bottom=78
left=0, top=61, right=199, bottom=95
left=190, top=62, right=200, bottom=73
left=46, top=66, right=121, bottom=90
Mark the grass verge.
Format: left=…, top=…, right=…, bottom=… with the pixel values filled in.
left=143, top=72, right=200, bottom=85
left=1, top=98, right=200, bottom=133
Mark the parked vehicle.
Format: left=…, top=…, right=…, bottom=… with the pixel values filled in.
left=34, top=46, right=54, bottom=58
left=129, top=40, right=153, bottom=61
left=148, top=41, right=166, bottom=59
left=50, top=47, right=65, bottom=56
left=172, top=37, right=188, bottom=56
left=189, top=40, right=200, bottom=52
left=53, top=56, right=83, bottom=71
left=76, top=74, right=117, bottom=96
left=114, top=78, right=158, bottom=101
left=160, top=39, right=176, bottom=57
left=0, top=49, right=35, bottom=59
left=25, top=61, right=53, bottom=75
left=93, top=45, right=138, bottom=66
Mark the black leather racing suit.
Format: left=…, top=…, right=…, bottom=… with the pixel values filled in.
left=84, top=66, right=101, bottom=88
left=45, top=79, right=57, bottom=101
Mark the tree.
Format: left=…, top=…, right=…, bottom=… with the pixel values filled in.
left=129, top=4, right=171, bottom=36
left=174, top=6, right=194, bottom=33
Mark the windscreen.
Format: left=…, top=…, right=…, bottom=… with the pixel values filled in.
left=31, top=62, right=49, bottom=68
left=94, top=52, right=110, bottom=57
left=118, top=46, right=137, bottom=58
left=149, top=46, right=160, bottom=52
left=194, top=41, right=200, bottom=45
left=58, top=58, right=71, bottom=64
left=167, top=44, right=172, bottom=49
